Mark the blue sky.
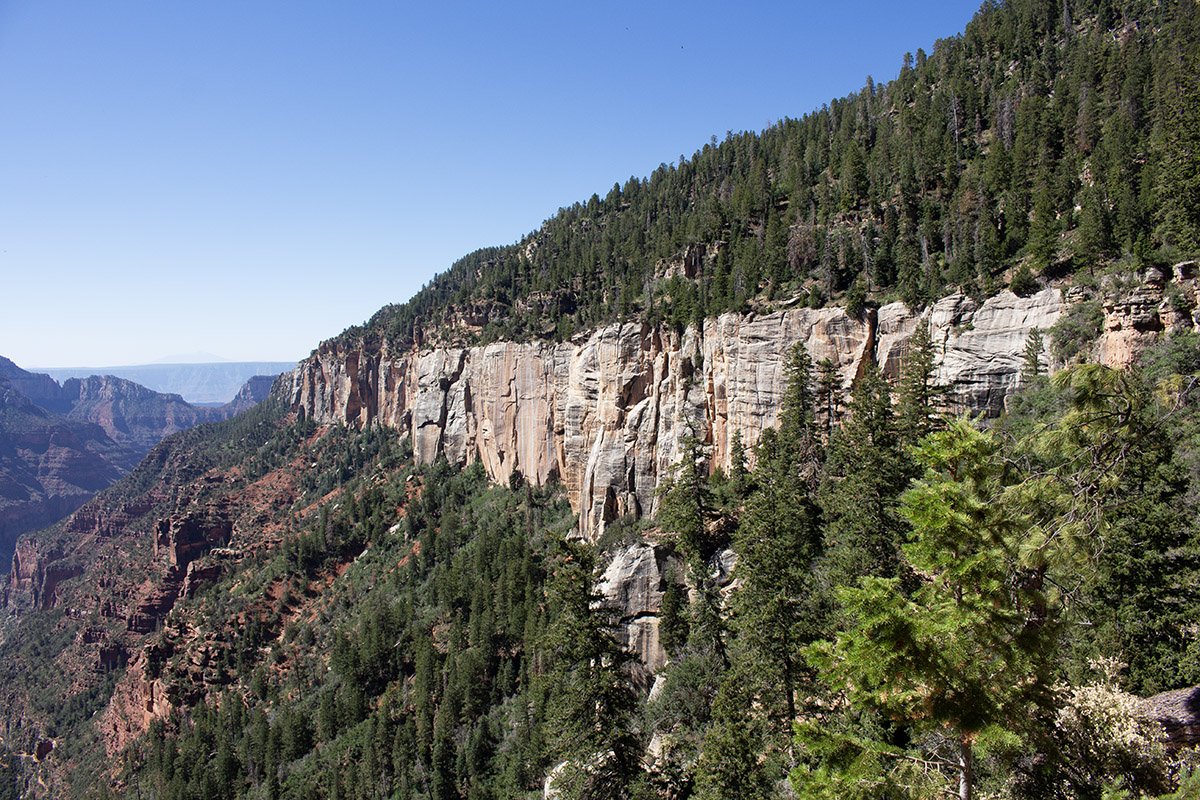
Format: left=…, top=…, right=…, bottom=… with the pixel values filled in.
left=0, top=1, right=980, bottom=368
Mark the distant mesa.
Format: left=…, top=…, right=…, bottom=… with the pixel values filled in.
left=0, top=355, right=279, bottom=568
left=37, top=360, right=296, bottom=405
left=149, top=351, right=231, bottom=364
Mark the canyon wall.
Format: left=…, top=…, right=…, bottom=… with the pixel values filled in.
left=288, top=288, right=1066, bottom=538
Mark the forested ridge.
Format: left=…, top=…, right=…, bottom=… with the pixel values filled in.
left=75, top=328, right=1200, bottom=800
left=350, top=0, right=1199, bottom=350
left=3, top=0, right=1200, bottom=798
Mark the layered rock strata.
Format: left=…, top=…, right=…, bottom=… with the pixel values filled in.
left=290, top=289, right=1066, bottom=538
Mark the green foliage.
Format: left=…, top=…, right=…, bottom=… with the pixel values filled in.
left=351, top=0, right=1198, bottom=351
left=24, top=4, right=1200, bottom=798
left=818, top=365, right=913, bottom=589
left=1043, top=364, right=1200, bottom=695
left=815, top=358, right=843, bottom=440
left=1150, top=3, right=1200, bottom=255
left=117, top=451, right=608, bottom=800
left=657, top=430, right=719, bottom=560
left=1053, top=659, right=1172, bottom=797
left=112, top=326, right=1200, bottom=800
left=1010, top=263, right=1040, bottom=297
left=801, top=421, right=1065, bottom=800
left=0, top=750, right=21, bottom=800
left=693, top=664, right=775, bottom=800
left=1050, top=298, right=1105, bottom=363
left=542, top=539, right=641, bottom=800
left=731, top=344, right=826, bottom=732
left=896, top=323, right=944, bottom=441
left=1020, top=327, right=1046, bottom=384
left=845, top=274, right=869, bottom=318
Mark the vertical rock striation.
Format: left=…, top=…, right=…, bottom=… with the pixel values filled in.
left=289, top=289, right=1066, bottom=538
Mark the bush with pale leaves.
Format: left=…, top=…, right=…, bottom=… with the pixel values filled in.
left=1054, top=662, right=1171, bottom=797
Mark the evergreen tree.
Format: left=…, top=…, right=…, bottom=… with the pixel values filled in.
left=815, top=357, right=843, bottom=441
left=693, top=663, right=774, bottom=800
left=728, top=429, right=751, bottom=499
left=800, top=421, right=1065, bottom=800
left=896, top=322, right=945, bottom=441
left=1009, top=262, right=1039, bottom=296
left=1076, top=184, right=1113, bottom=263
left=1151, top=3, right=1200, bottom=255
left=1037, top=365, right=1200, bottom=694
left=724, top=344, right=829, bottom=779
left=733, top=428, right=824, bottom=729
left=1020, top=327, right=1046, bottom=385
left=818, top=365, right=912, bottom=589
left=777, top=341, right=824, bottom=480
left=542, top=539, right=640, bottom=800
left=657, top=430, right=716, bottom=560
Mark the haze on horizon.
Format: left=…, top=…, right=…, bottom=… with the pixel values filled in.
left=0, top=1, right=979, bottom=369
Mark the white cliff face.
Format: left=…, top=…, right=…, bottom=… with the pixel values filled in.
left=596, top=543, right=682, bottom=673
left=935, top=288, right=1064, bottom=412
left=286, top=290, right=1065, bottom=539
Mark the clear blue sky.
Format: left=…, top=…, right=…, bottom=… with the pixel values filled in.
left=0, top=1, right=980, bottom=368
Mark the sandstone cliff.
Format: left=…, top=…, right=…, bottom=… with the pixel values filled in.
left=289, top=288, right=1067, bottom=538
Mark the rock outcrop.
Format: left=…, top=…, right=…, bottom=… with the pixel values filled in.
left=0, top=363, right=274, bottom=568
left=1141, top=685, right=1200, bottom=749
left=7, top=539, right=84, bottom=610
left=154, top=508, right=232, bottom=569
left=598, top=543, right=684, bottom=675
left=289, top=289, right=1065, bottom=537
left=1096, top=262, right=1200, bottom=368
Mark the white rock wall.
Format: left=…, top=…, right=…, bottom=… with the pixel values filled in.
left=287, top=289, right=1064, bottom=538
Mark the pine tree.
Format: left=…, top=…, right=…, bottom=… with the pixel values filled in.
left=777, top=342, right=824, bottom=479
left=1076, top=184, right=1113, bottom=263
left=815, top=357, right=843, bottom=440
left=818, top=365, right=912, bottom=588
left=541, top=538, right=640, bottom=800
left=1029, top=180, right=1060, bottom=269
left=693, top=663, right=774, bottom=800
left=1040, top=365, right=1200, bottom=694
left=897, top=322, right=945, bottom=441
left=1151, top=4, right=1200, bottom=255
left=1020, top=327, right=1047, bottom=385
left=734, top=428, right=824, bottom=730
left=657, top=430, right=715, bottom=560
left=728, top=429, right=751, bottom=499
left=779, top=342, right=817, bottom=447
left=801, top=421, right=1064, bottom=800
left=729, top=345, right=828, bottom=758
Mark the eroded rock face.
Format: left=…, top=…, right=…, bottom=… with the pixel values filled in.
left=931, top=288, right=1063, bottom=413
left=1096, top=263, right=1200, bottom=368
left=154, top=509, right=232, bottom=569
left=597, top=543, right=684, bottom=673
left=289, top=291, right=1066, bottom=538
left=5, top=539, right=83, bottom=610
left=100, top=649, right=173, bottom=758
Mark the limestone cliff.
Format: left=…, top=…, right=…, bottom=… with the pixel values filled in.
left=289, top=288, right=1066, bottom=538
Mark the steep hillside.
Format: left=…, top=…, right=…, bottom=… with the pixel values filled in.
left=0, top=358, right=275, bottom=565
left=349, top=0, right=1198, bottom=351
left=0, top=0, right=1198, bottom=797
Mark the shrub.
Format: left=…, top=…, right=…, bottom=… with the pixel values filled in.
left=1050, top=299, right=1105, bottom=363
left=1010, top=263, right=1040, bottom=296
left=1053, top=660, right=1171, bottom=797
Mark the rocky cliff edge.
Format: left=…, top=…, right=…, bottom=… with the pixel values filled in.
left=288, top=288, right=1069, bottom=538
